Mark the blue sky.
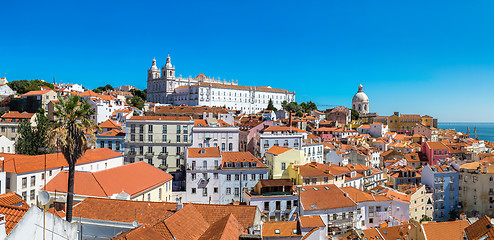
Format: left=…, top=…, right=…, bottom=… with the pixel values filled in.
left=1, top=1, right=494, bottom=122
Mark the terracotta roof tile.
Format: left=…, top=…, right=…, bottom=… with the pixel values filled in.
left=187, top=147, right=221, bottom=158
left=198, top=214, right=244, bottom=240
left=0, top=204, right=28, bottom=234
left=221, top=152, right=267, bottom=168
left=72, top=198, right=177, bottom=225
left=98, top=119, right=122, bottom=129
left=129, top=116, right=192, bottom=121
left=44, top=162, right=173, bottom=198
left=299, top=215, right=325, bottom=228
left=111, top=224, right=166, bottom=240
left=21, top=90, right=54, bottom=96
left=0, top=192, right=29, bottom=208
left=300, top=184, right=357, bottom=210
left=422, top=220, right=469, bottom=240
left=464, top=215, right=492, bottom=240
left=265, top=146, right=293, bottom=156
left=0, top=148, right=123, bottom=174
left=98, top=129, right=125, bottom=137
left=262, top=221, right=300, bottom=237
left=262, top=126, right=306, bottom=133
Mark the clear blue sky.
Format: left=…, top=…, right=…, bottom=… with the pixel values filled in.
left=1, top=0, right=494, bottom=122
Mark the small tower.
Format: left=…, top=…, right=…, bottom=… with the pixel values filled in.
left=163, top=54, right=175, bottom=80
left=147, top=58, right=161, bottom=81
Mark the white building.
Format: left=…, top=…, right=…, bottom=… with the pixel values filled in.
left=0, top=84, right=15, bottom=98
left=191, top=118, right=239, bottom=152
left=57, top=83, right=84, bottom=93
left=302, top=139, right=324, bottom=163
left=85, top=96, right=127, bottom=124
left=185, top=147, right=268, bottom=204
left=352, top=84, right=369, bottom=115
left=0, top=136, right=15, bottom=153
left=257, top=126, right=307, bottom=157
left=369, top=122, right=389, bottom=137
left=146, top=55, right=295, bottom=114
left=0, top=148, right=123, bottom=206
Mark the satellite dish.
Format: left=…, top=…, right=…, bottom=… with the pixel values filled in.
left=38, top=191, right=51, bottom=206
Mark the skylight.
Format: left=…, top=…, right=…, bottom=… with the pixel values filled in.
left=274, top=229, right=280, bottom=234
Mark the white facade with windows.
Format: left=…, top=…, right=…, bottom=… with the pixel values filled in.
left=191, top=119, right=239, bottom=152
left=146, top=55, right=295, bottom=114
left=257, top=127, right=307, bottom=158
left=302, top=139, right=324, bottom=163
left=185, top=147, right=268, bottom=204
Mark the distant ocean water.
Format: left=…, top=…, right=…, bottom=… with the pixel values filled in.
left=438, top=122, right=494, bottom=142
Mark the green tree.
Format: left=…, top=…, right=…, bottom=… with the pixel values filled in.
left=266, top=99, right=277, bottom=111
left=351, top=109, right=360, bottom=121
left=93, top=84, right=114, bottom=93
left=127, top=96, right=144, bottom=109
left=130, top=88, right=147, bottom=100
left=50, top=95, right=97, bottom=222
left=281, top=100, right=288, bottom=110
left=285, top=102, right=302, bottom=113
left=449, top=208, right=459, bottom=221
left=7, top=79, right=55, bottom=94
left=295, top=111, right=304, bottom=117
left=420, top=214, right=432, bottom=222
left=15, top=112, right=54, bottom=155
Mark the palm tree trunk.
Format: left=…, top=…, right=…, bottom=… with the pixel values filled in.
left=66, top=160, right=75, bottom=222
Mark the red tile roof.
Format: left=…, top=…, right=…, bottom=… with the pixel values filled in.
left=422, top=220, right=470, bottom=240
left=300, top=184, right=357, bottom=211
left=299, top=215, right=325, bottom=228
left=98, top=129, right=125, bottom=137
left=129, top=116, right=192, bottom=121
left=187, top=147, right=221, bottom=158
left=0, top=148, right=122, bottom=174
left=0, top=192, right=29, bottom=208
left=44, top=162, right=173, bottom=198
left=221, top=152, right=267, bottom=168
left=72, top=198, right=177, bottom=225
left=98, top=119, right=122, bottom=129
left=21, top=90, right=54, bottom=96
left=262, top=221, right=301, bottom=237
left=0, top=204, right=28, bottom=234
left=0, top=111, right=35, bottom=120
left=265, top=146, right=293, bottom=156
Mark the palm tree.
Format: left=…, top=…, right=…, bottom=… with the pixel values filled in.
left=51, top=95, right=97, bottom=222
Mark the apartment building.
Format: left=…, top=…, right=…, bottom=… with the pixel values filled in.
left=125, top=116, right=194, bottom=174
left=421, top=164, right=459, bottom=221
left=0, top=112, right=36, bottom=141
left=256, top=126, right=307, bottom=157
left=191, top=118, right=239, bottom=152
left=184, top=147, right=268, bottom=204
left=459, top=161, right=494, bottom=218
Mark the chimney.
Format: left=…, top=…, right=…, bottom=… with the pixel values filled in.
left=177, top=197, right=183, bottom=211
left=0, top=214, right=6, bottom=239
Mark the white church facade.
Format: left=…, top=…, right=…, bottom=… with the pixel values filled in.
left=146, top=55, right=295, bottom=114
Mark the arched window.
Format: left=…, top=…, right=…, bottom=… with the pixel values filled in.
left=229, top=143, right=233, bottom=151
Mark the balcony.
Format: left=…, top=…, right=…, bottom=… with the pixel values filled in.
left=145, top=152, right=154, bottom=158
left=490, top=191, right=494, bottom=195
left=127, top=151, right=136, bottom=156
left=283, top=143, right=289, bottom=147
left=159, top=164, right=168, bottom=170
left=264, top=144, right=269, bottom=148
left=158, top=152, right=168, bottom=159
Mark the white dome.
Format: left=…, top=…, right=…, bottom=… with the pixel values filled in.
left=352, top=84, right=369, bottom=103
left=151, top=58, right=158, bottom=70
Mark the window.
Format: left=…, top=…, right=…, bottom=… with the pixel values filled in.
left=235, top=174, right=240, bottom=181
left=192, top=173, right=196, bottom=180
left=22, top=191, right=27, bottom=200
left=202, top=188, right=207, bottom=196
left=226, top=188, right=231, bottom=195
left=147, top=193, right=151, bottom=201
left=22, top=177, right=27, bottom=188
left=139, top=125, right=144, bottom=133
left=139, top=135, right=144, bottom=141
left=148, top=135, right=153, bottom=142
left=227, top=175, right=231, bottom=181
left=276, top=201, right=281, bottom=210
left=369, top=218, right=374, bottom=223
left=287, top=201, right=292, bottom=210
left=183, top=126, right=188, bottom=134
left=148, top=146, right=153, bottom=153
left=148, top=125, right=153, bottom=133
left=30, top=190, right=35, bottom=200
left=214, top=173, right=218, bottom=179
left=116, top=141, right=120, bottom=151
left=192, top=188, right=196, bottom=194
left=162, top=125, right=167, bottom=133
left=30, top=176, right=35, bottom=186
left=221, top=143, right=226, bottom=151
left=100, top=141, right=105, bottom=148
left=177, top=125, right=181, bottom=134
left=376, top=206, right=381, bottom=212
left=41, top=173, right=45, bottom=180
left=251, top=174, right=256, bottom=180
left=108, top=141, right=113, bottom=150
left=184, top=135, right=188, bottom=143
left=243, top=174, right=248, bottom=181
left=324, top=177, right=328, bottom=183
left=176, top=135, right=181, bottom=142
left=159, top=188, right=162, bottom=201
left=234, top=187, right=240, bottom=196
left=131, top=135, right=135, bottom=141
left=214, top=187, right=218, bottom=193
left=264, top=202, right=270, bottom=211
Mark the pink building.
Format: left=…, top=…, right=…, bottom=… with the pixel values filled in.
left=421, top=141, right=450, bottom=165
left=239, top=120, right=276, bottom=155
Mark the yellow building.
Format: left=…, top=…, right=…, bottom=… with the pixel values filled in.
left=374, top=112, right=437, bottom=133
left=287, top=162, right=346, bottom=187
left=459, top=160, right=494, bottom=217
left=44, top=161, right=174, bottom=204
left=265, top=146, right=305, bottom=179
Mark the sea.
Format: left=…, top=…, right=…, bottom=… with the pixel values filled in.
left=438, top=122, right=494, bottom=142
